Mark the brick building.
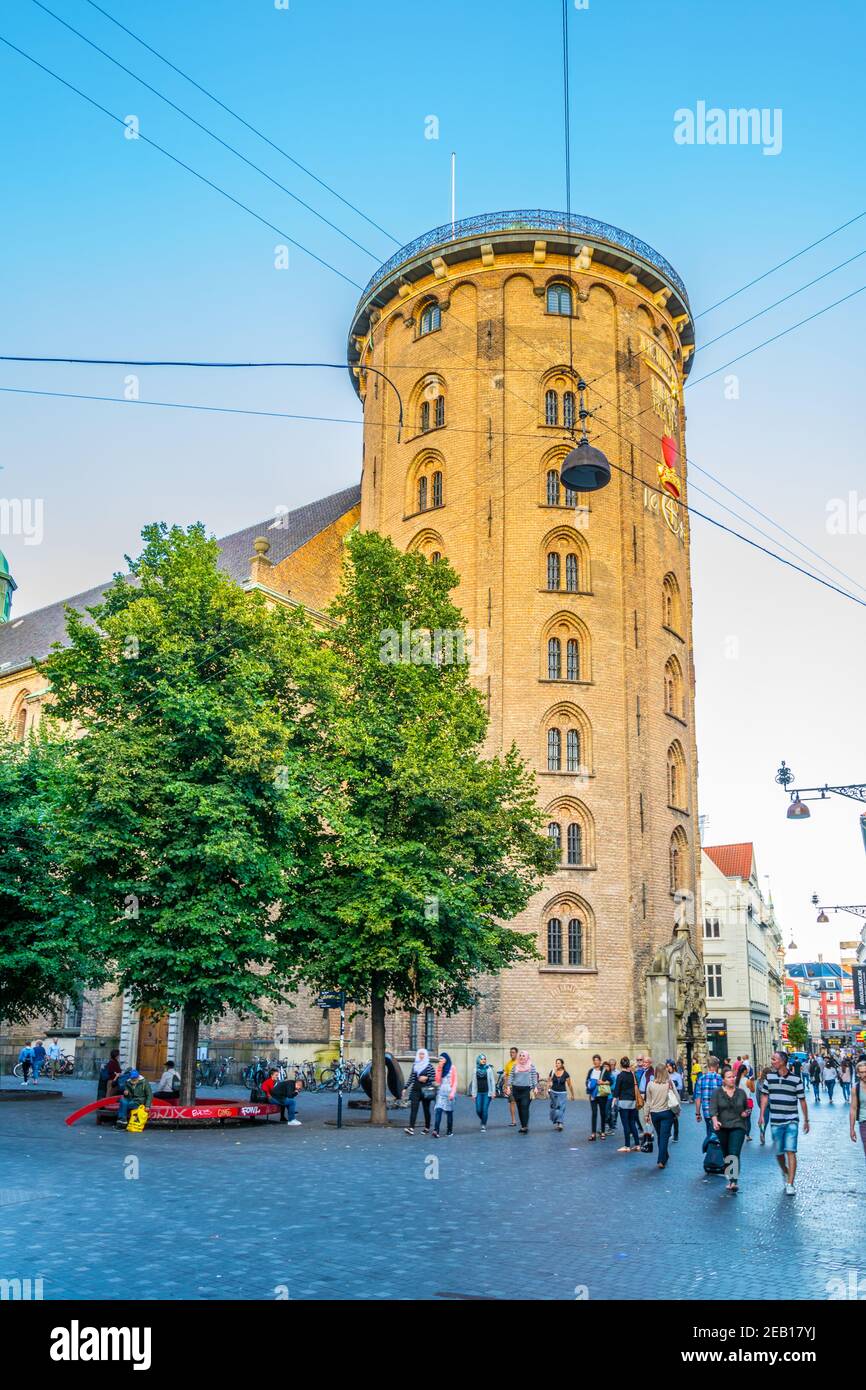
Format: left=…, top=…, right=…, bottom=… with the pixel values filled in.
left=2, top=210, right=707, bottom=1081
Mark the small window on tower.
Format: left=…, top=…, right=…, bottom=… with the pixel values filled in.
left=546, top=283, right=573, bottom=315
left=419, top=302, right=441, bottom=336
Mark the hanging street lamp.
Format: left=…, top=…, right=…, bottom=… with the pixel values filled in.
left=560, top=379, right=612, bottom=493
left=810, top=893, right=866, bottom=924
left=775, top=762, right=866, bottom=837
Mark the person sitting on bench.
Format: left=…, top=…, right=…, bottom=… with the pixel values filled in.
left=265, top=1073, right=303, bottom=1125
left=115, top=1070, right=153, bottom=1128
left=154, top=1060, right=181, bottom=1101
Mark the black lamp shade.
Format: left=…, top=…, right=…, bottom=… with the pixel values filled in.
left=560, top=439, right=611, bottom=493
left=787, top=798, right=810, bottom=820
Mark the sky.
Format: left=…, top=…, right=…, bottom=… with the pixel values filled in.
left=1, top=0, right=864, bottom=964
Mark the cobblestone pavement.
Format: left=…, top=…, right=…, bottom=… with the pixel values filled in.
left=1, top=1080, right=864, bottom=1301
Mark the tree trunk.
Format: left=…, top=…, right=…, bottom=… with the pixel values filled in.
left=370, top=977, right=388, bottom=1126
left=179, top=1013, right=199, bottom=1106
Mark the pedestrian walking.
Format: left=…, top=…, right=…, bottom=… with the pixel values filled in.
left=403, top=1047, right=436, bottom=1135
left=849, top=1059, right=866, bottom=1165
left=694, top=1055, right=723, bottom=1138
left=645, top=1065, right=678, bottom=1169
left=432, top=1052, right=458, bottom=1137
left=760, top=1050, right=809, bottom=1196
left=506, top=1050, right=538, bottom=1134
left=31, top=1040, right=47, bottom=1083
left=585, top=1054, right=612, bottom=1140
left=822, top=1056, right=839, bottom=1103
left=504, top=1046, right=519, bottom=1127
left=547, top=1058, right=574, bottom=1130
left=608, top=1058, right=620, bottom=1132
left=735, top=1062, right=755, bottom=1140
left=840, top=1057, right=852, bottom=1103
left=613, top=1058, right=642, bottom=1151
left=469, top=1053, right=496, bottom=1131
left=710, top=1068, right=750, bottom=1193
left=757, top=1066, right=771, bottom=1144
left=17, top=1043, right=34, bottom=1086
left=666, top=1060, right=683, bottom=1141
left=808, top=1054, right=822, bottom=1104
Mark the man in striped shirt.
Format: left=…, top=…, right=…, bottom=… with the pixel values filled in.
left=760, top=1050, right=810, bottom=1195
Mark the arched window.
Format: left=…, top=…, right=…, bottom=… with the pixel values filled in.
left=546, top=552, right=561, bottom=590
left=546, top=470, right=560, bottom=506
left=567, top=917, right=583, bottom=965
left=564, top=483, right=579, bottom=507
left=566, top=728, right=581, bottom=772
left=14, top=702, right=27, bottom=741
left=424, top=1007, right=436, bottom=1050
left=430, top=550, right=442, bottom=564
left=419, top=301, right=441, bottom=336
left=567, top=822, right=582, bottom=865
left=408, top=1010, right=418, bottom=1050
left=565, top=553, right=579, bottom=592
left=547, top=282, right=572, bottom=315
left=420, top=400, right=430, bottom=433
left=667, top=741, right=687, bottom=809
left=547, top=822, right=562, bottom=855
left=418, top=475, right=428, bottom=512
left=435, top=395, right=445, bottom=428
left=548, top=637, right=561, bottom=680
left=566, top=638, right=580, bottom=681
left=664, top=656, right=684, bottom=718
left=563, top=391, right=575, bottom=430
left=545, top=389, right=558, bottom=426
left=431, top=471, right=443, bottom=507
left=663, top=572, right=682, bottom=633
left=669, top=827, right=688, bottom=893
left=547, top=917, right=563, bottom=965
left=547, top=728, right=562, bottom=771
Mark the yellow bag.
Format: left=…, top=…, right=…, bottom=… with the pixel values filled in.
left=127, top=1105, right=149, bottom=1133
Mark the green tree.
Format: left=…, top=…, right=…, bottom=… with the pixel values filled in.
left=787, top=1012, right=809, bottom=1051
left=42, top=523, right=326, bottom=1104
left=284, top=531, right=555, bottom=1124
left=0, top=729, right=105, bottom=1027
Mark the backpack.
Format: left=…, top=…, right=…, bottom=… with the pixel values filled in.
left=702, top=1133, right=726, bottom=1174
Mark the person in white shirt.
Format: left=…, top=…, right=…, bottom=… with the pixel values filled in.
left=822, top=1058, right=839, bottom=1104
left=154, top=1062, right=181, bottom=1100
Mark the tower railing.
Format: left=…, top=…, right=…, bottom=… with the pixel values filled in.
left=357, top=209, right=689, bottom=306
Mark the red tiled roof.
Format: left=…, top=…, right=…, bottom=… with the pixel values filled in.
left=703, top=843, right=755, bottom=880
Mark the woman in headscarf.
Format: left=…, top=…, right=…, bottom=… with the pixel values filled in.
left=403, top=1048, right=436, bottom=1135
left=506, top=1050, right=538, bottom=1133
left=432, top=1051, right=458, bottom=1137
left=469, top=1053, right=497, bottom=1131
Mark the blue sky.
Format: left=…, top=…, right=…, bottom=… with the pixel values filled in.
left=1, top=0, right=864, bottom=964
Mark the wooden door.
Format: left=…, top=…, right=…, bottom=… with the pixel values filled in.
left=136, top=1011, right=169, bottom=1079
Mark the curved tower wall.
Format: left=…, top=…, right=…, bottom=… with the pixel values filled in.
left=348, top=212, right=701, bottom=1061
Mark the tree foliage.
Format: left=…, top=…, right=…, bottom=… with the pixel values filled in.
left=41, top=523, right=327, bottom=1097
left=0, top=729, right=104, bottom=1026
left=283, top=531, right=555, bottom=1117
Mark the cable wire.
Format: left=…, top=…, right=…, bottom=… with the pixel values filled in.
left=0, top=33, right=363, bottom=290
left=81, top=0, right=400, bottom=246
left=29, top=0, right=381, bottom=261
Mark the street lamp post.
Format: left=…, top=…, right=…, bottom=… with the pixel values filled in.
left=775, top=761, right=866, bottom=819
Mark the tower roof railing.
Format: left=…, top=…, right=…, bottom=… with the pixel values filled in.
left=357, top=209, right=689, bottom=307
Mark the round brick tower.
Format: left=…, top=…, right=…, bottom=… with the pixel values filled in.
left=347, top=210, right=706, bottom=1072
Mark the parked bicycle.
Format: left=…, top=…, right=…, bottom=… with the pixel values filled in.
left=318, top=1059, right=364, bottom=1092
left=196, top=1056, right=232, bottom=1088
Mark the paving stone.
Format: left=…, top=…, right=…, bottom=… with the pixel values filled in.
left=1, top=1081, right=863, bottom=1300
